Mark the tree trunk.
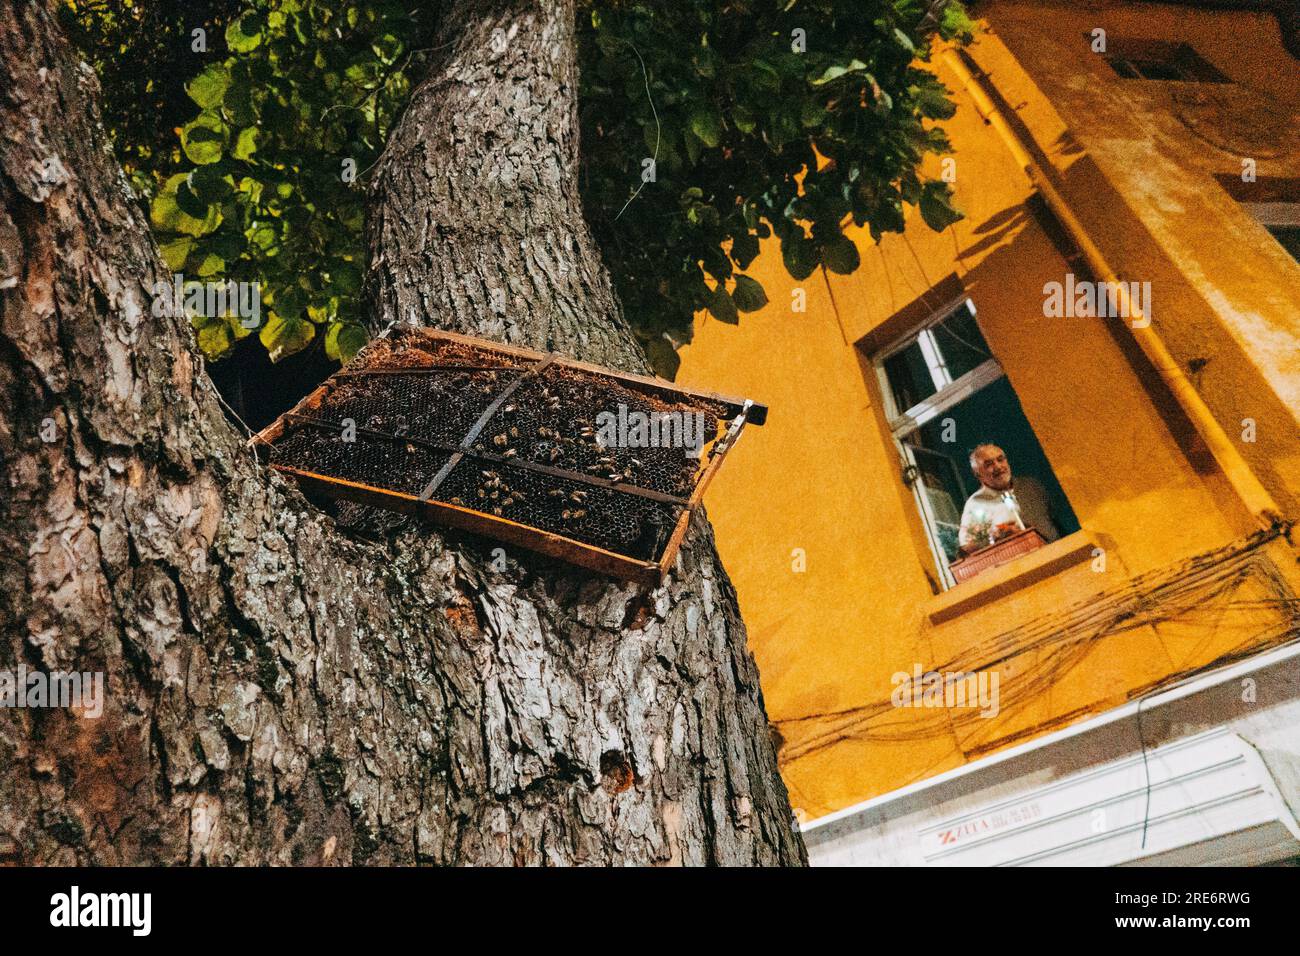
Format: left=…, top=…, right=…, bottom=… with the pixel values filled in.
left=0, top=0, right=806, bottom=866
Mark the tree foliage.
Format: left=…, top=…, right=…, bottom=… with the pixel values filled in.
left=68, top=0, right=970, bottom=376
left=579, top=0, right=971, bottom=374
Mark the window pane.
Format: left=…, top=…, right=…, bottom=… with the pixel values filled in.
left=883, top=340, right=939, bottom=413
left=931, top=304, right=992, bottom=382
left=902, top=438, right=967, bottom=563
left=1267, top=226, right=1300, bottom=264
left=881, top=301, right=989, bottom=415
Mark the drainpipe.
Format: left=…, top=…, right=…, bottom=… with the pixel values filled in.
left=942, top=49, right=1283, bottom=532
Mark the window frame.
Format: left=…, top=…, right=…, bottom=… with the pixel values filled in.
left=872, top=295, right=1008, bottom=590
left=1091, top=37, right=1230, bottom=84
left=1214, top=174, right=1300, bottom=265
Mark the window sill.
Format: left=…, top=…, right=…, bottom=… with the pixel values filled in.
left=926, top=531, right=1099, bottom=625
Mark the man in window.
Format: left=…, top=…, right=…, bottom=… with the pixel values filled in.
left=958, top=443, right=1061, bottom=555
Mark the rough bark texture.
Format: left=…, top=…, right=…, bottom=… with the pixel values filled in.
left=0, top=0, right=806, bottom=865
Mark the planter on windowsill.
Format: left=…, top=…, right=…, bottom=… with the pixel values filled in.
left=949, top=528, right=1046, bottom=584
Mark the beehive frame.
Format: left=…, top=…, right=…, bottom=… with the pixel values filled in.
left=250, top=327, right=766, bottom=583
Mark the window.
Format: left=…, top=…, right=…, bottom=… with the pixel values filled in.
left=872, top=296, right=1080, bottom=590
left=1097, top=38, right=1229, bottom=83
left=1216, top=174, right=1300, bottom=265
left=1266, top=226, right=1300, bottom=263
left=1243, top=204, right=1300, bottom=265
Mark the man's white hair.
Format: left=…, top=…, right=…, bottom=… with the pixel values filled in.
left=968, top=442, right=1002, bottom=470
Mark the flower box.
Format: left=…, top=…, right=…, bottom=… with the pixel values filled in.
left=949, top=528, right=1047, bottom=584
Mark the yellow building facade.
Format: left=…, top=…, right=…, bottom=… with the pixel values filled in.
left=677, top=0, right=1300, bottom=858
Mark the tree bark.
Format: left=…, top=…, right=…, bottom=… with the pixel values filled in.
left=0, top=0, right=806, bottom=866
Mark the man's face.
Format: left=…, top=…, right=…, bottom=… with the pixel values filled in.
left=973, top=445, right=1012, bottom=491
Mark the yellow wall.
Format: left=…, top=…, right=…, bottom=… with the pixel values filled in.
left=677, top=1, right=1300, bottom=819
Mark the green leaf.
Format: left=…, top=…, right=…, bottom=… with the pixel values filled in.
left=732, top=106, right=757, bottom=135
left=325, top=322, right=369, bottom=363
left=693, top=46, right=718, bottom=79
left=781, top=233, right=818, bottom=280
left=822, top=237, right=861, bottom=274
left=188, top=165, right=233, bottom=204
left=174, top=177, right=210, bottom=219
left=237, top=176, right=265, bottom=205
left=195, top=318, right=235, bottom=360
left=226, top=15, right=263, bottom=53
left=159, top=238, right=194, bottom=272
left=913, top=78, right=957, bottom=120
left=151, top=175, right=222, bottom=237
left=371, top=34, right=403, bottom=65
left=706, top=286, right=739, bottom=324
left=232, top=127, right=259, bottom=161
left=192, top=251, right=225, bottom=277
left=919, top=181, right=964, bottom=231
left=223, top=74, right=257, bottom=126
left=689, top=110, right=722, bottom=149
left=813, top=59, right=869, bottom=85
left=731, top=275, right=768, bottom=312
left=227, top=313, right=254, bottom=342
left=749, top=59, right=782, bottom=93
left=683, top=128, right=702, bottom=165
left=644, top=335, right=681, bottom=379
left=259, top=312, right=316, bottom=363
left=730, top=230, right=760, bottom=269
left=181, top=113, right=227, bottom=165
left=327, top=262, right=362, bottom=295
left=894, top=28, right=916, bottom=53
left=800, top=98, right=827, bottom=128
left=185, top=64, right=229, bottom=109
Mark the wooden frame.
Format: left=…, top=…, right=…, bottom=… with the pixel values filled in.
left=250, top=328, right=766, bottom=584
